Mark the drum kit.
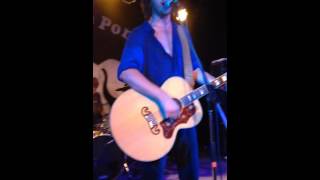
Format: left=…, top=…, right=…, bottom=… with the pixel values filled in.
left=93, top=75, right=140, bottom=180
left=93, top=113, right=143, bottom=180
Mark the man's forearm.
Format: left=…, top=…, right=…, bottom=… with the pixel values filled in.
left=119, top=68, right=170, bottom=102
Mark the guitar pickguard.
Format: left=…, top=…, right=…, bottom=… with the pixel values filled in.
left=160, top=104, right=196, bottom=139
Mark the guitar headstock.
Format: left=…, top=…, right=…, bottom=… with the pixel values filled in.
left=211, top=73, right=227, bottom=88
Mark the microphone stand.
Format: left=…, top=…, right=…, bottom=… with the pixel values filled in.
left=181, top=24, right=227, bottom=180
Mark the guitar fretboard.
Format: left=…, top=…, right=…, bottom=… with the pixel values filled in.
left=179, top=73, right=227, bottom=107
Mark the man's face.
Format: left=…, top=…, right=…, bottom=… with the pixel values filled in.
left=150, top=0, right=173, bottom=17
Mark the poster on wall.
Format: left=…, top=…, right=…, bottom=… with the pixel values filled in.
left=93, top=0, right=144, bottom=111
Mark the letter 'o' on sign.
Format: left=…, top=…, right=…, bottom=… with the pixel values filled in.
left=111, top=24, right=121, bottom=35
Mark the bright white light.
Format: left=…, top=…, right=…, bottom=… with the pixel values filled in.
left=222, top=76, right=227, bottom=82
left=176, top=8, right=188, bottom=22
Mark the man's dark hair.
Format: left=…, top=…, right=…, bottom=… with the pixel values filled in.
left=139, top=0, right=181, bottom=21
left=140, top=0, right=152, bottom=19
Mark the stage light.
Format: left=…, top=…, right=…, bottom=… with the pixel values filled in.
left=222, top=76, right=227, bottom=82
left=176, top=8, right=188, bottom=22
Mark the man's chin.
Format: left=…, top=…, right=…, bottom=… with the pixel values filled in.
left=159, top=10, right=171, bottom=17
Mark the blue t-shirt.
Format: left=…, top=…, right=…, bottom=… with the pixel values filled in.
left=118, top=21, right=199, bottom=86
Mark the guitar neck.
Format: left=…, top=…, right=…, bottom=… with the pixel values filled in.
left=179, top=73, right=227, bottom=107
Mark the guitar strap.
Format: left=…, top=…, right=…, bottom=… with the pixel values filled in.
left=176, top=24, right=195, bottom=87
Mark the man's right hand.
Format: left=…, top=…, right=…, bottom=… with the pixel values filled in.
left=159, top=94, right=181, bottom=120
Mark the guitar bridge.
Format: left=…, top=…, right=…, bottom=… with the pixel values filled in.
left=141, top=107, right=160, bottom=135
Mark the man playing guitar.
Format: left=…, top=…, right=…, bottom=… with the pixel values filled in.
left=116, top=0, right=219, bottom=179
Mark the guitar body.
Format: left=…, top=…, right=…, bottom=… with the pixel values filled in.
left=110, top=77, right=203, bottom=162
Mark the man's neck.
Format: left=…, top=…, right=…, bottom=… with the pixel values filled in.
left=149, top=13, right=172, bottom=29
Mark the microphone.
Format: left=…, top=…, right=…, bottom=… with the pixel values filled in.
left=163, top=0, right=178, bottom=8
